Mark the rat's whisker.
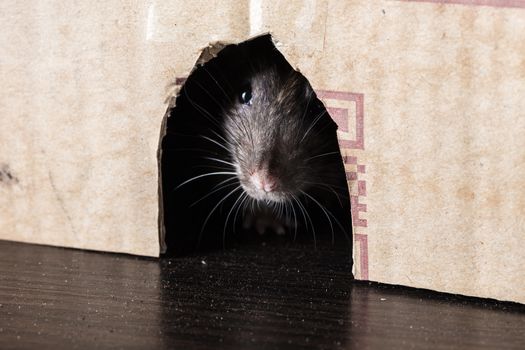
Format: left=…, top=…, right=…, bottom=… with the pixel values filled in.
left=291, top=194, right=316, bottom=246
left=198, top=185, right=243, bottom=247
left=193, top=164, right=233, bottom=171
left=175, top=171, right=237, bottom=190
left=288, top=199, right=298, bottom=241
left=304, top=181, right=347, bottom=207
left=302, top=191, right=351, bottom=244
left=193, top=80, right=227, bottom=110
left=304, top=181, right=348, bottom=191
left=203, top=157, right=235, bottom=167
left=202, top=66, right=234, bottom=104
left=301, top=110, right=326, bottom=142
left=209, top=129, right=234, bottom=148
left=200, top=135, right=232, bottom=153
left=190, top=181, right=238, bottom=207
left=233, top=192, right=249, bottom=234
left=223, top=191, right=246, bottom=248
left=211, top=176, right=238, bottom=190
left=306, top=151, right=340, bottom=161
left=184, top=87, right=220, bottom=128
left=301, top=190, right=335, bottom=245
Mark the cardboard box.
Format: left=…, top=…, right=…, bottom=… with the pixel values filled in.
left=1, top=0, right=523, bottom=303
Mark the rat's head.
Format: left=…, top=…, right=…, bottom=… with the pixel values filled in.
left=222, top=65, right=330, bottom=203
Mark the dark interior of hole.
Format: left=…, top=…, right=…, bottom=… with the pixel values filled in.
left=161, top=34, right=353, bottom=258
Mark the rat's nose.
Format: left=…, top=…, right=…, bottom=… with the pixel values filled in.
left=250, top=170, right=278, bottom=193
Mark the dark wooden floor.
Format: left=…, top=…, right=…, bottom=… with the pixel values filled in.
left=0, top=240, right=524, bottom=350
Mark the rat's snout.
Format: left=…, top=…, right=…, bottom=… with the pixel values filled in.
left=250, top=169, right=278, bottom=193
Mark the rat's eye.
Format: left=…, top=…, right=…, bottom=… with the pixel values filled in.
left=239, top=87, right=252, bottom=105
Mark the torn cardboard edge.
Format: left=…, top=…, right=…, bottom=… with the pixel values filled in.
left=157, top=39, right=232, bottom=255
left=157, top=33, right=355, bottom=256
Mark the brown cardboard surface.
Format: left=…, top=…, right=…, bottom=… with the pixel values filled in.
left=1, top=1, right=524, bottom=302
left=0, top=2, right=166, bottom=256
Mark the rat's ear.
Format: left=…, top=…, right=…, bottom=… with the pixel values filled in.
left=299, top=76, right=316, bottom=106
left=304, top=80, right=314, bottom=100
left=293, top=70, right=313, bottom=99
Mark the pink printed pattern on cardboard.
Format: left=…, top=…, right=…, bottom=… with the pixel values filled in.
left=317, top=91, right=368, bottom=280
left=399, top=0, right=525, bottom=9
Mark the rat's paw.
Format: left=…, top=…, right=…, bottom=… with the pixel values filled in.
left=243, top=213, right=289, bottom=236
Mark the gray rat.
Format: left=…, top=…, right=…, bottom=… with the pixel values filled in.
left=162, top=35, right=352, bottom=255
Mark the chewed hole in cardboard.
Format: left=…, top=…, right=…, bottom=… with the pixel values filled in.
left=159, top=34, right=353, bottom=257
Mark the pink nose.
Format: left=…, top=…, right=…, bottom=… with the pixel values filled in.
left=250, top=171, right=277, bottom=193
